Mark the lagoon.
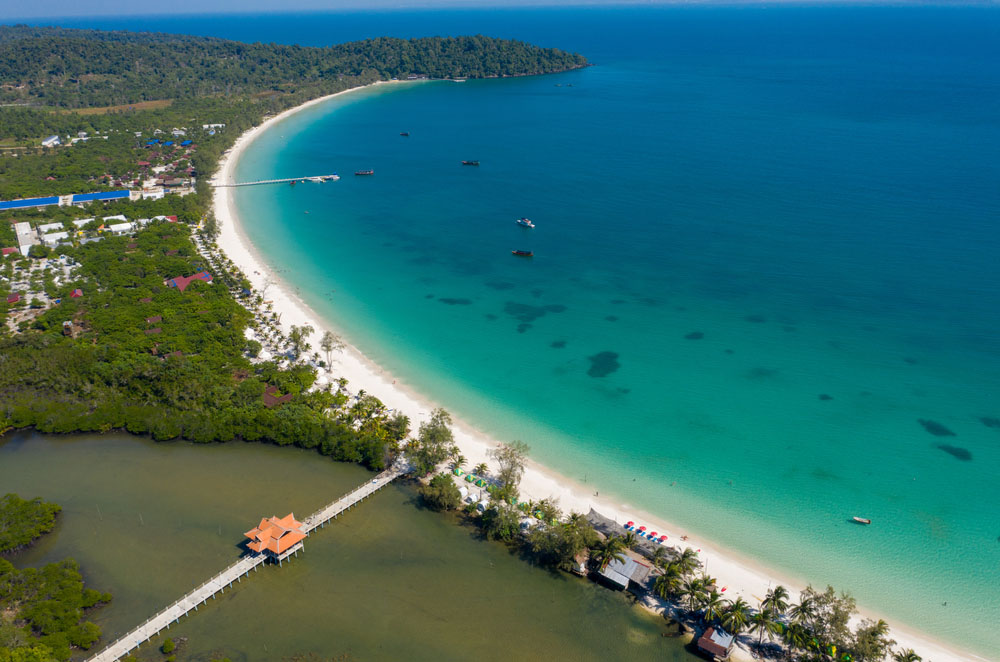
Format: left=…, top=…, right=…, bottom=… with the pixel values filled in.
left=1, top=432, right=692, bottom=661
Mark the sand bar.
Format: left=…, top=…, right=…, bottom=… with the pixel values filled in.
left=211, top=81, right=980, bottom=662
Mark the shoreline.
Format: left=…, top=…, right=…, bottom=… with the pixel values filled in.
left=211, top=83, right=981, bottom=662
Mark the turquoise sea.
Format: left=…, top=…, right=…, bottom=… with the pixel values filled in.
left=48, top=6, right=1000, bottom=656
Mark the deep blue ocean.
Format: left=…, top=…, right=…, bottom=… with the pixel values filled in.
left=33, top=6, right=1000, bottom=655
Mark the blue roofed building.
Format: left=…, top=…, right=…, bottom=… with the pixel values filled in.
left=180, top=140, right=193, bottom=146
left=0, top=196, right=60, bottom=211
left=71, top=190, right=131, bottom=205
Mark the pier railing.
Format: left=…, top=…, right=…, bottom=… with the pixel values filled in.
left=86, top=460, right=406, bottom=662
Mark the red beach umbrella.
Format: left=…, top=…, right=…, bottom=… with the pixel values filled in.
left=649, top=531, right=658, bottom=538
left=626, top=521, right=634, bottom=527
left=639, top=525, right=646, bottom=532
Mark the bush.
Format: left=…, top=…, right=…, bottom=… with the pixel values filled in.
left=161, top=638, right=175, bottom=654
left=420, top=473, right=462, bottom=511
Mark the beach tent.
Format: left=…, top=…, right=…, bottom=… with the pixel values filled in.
left=465, top=474, right=474, bottom=482
left=459, top=486, right=469, bottom=500
left=476, top=501, right=486, bottom=513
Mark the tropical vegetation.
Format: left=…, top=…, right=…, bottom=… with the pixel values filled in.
left=0, top=494, right=60, bottom=553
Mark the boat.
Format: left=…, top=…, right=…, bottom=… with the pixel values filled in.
left=289, top=180, right=296, bottom=186
left=354, top=170, right=374, bottom=176
left=515, top=217, right=535, bottom=228
left=852, top=516, right=871, bottom=525
left=512, top=250, right=533, bottom=257
left=321, top=174, right=340, bottom=181
left=308, top=176, right=323, bottom=183
left=461, top=160, right=480, bottom=166
left=400, top=132, right=409, bottom=137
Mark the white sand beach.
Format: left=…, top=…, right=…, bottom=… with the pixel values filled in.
left=211, top=83, right=979, bottom=662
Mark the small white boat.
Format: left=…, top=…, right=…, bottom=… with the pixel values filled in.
left=516, top=217, right=535, bottom=228
left=852, top=516, right=872, bottom=525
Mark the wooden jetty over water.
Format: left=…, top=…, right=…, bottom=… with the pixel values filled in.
left=212, top=174, right=340, bottom=187
left=87, top=463, right=405, bottom=662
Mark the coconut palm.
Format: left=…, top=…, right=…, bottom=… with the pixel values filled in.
left=650, top=545, right=669, bottom=569
left=450, top=455, right=466, bottom=472
left=593, top=535, right=628, bottom=571
left=782, top=622, right=811, bottom=660
left=721, top=596, right=751, bottom=636
left=622, top=531, right=639, bottom=550
left=702, top=590, right=726, bottom=625
left=892, top=649, right=922, bottom=662
left=750, top=604, right=779, bottom=653
left=675, top=547, right=700, bottom=578
left=789, top=594, right=816, bottom=627
left=473, top=462, right=489, bottom=477
left=762, top=585, right=790, bottom=618
left=653, top=563, right=683, bottom=600
left=679, top=576, right=708, bottom=614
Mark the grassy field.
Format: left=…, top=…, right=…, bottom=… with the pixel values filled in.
left=60, top=99, right=174, bottom=115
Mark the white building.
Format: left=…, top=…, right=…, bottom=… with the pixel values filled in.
left=141, top=188, right=165, bottom=200
left=202, top=123, right=225, bottom=130
left=102, top=215, right=128, bottom=224
left=107, top=222, right=133, bottom=235
left=14, top=221, right=38, bottom=255
left=37, top=222, right=64, bottom=233
left=72, top=218, right=95, bottom=228
left=171, top=128, right=186, bottom=136
left=134, top=218, right=152, bottom=227
left=41, top=135, right=60, bottom=147
left=42, top=231, right=70, bottom=246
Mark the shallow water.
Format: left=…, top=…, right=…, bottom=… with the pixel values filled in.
left=41, top=5, right=1000, bottom=655
left=0, top=432, right=691, bottom=661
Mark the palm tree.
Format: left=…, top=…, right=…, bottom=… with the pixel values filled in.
left=702, top=590, right=726, bottom=625
left=450, top=455, right=466, bottom=472
left=473, top=462, right=489, bottom=477
left=721, top=597, right=751, bottom=636
left=892, top=649, right=922, bottom=662
left=782, top=622, right=811, bottom=660
left=788, top=594, right=816, bottom=628
left=650, top=545, right=669, bottom=569
left=749, top=604, right=778, bottom=653
left=593, top=535, right=628, bottom=571
left=622, top=531, right=639, bottom=550
left=762, top=585, right=790, bottom=618
left=653, top=564, right=683, bottom=600
left=680, top=576, right=707, bottom=615
left=675, top=547, right=700, bottom=578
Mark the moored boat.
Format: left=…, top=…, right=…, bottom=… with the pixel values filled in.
left=322, top=174, right=340, bottom=181
left=515, top=217, right=535, bottom=228
left=354, top=169, right=374, bottom=176
left=461, top=160, right=480, bottom=166
left=400, top=132, right=409, bottom=137
left=852, top=516, right=872, bottom=525
left=512, top=250, right=533, bottom=257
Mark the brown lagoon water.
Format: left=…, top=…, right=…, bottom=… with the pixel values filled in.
left=1, top=432, right=695, bottom=661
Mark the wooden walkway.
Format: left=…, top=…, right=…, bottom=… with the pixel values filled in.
left=87, top=463, right=406, bottom=662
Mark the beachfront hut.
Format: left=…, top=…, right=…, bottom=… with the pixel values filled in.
left=696, top=626, right=735, bottom=661
left=597, top=556, right=653, bottom=593
left=459, top=486, right=469, bottom=500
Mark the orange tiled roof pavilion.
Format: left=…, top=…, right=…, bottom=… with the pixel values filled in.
left=244, top=514, right=306, bottom=555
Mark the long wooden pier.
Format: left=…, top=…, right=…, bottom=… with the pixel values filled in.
left=212, top=174, right=340, bottom=187
left=87, top=463, right=405, bottom=662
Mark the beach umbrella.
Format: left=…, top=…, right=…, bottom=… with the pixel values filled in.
left=625, top=521, right=634, bottom=529
left=658, top=535, right=667, bottom=543
left=649, top=531, right=658, bottom=539
left=639, top=526, right=646, bottom=532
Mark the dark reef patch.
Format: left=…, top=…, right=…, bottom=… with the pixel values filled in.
left=504, top=302, right=568, bottom=324
left=424, top=294, right=435, bottom=299
left=724, top=349, right=734, bottom=354
left=530, top=288, right=544, bottom=299
left=674, top=306, right=688, bottom=312
left=610, top=299, right=626, bottom=305
left=617, top=387, right=631, bottom=395
left=485, top=281, right=516, bottom=291
left=979, top=416, right=1000, bottom=429
left=438, top=297, right=473, bottom=306
left=819, top=394, right=833, bottom=401
left=587, top=351, right=620, bottom=378
left=550, top=340, right=567, bottom=349
left=605, top=315, right=619, bottom=322
left=517, top=323, right=532, bottom=334
left=744, top=314, right=767, bottom=323
left=684, top=331, right=704, bottom=340
left=903, top=357, right=918, bottom=365
left=747, top=367, right=777, bottom=380
left=936, top=444, right=972, bottom=461
left=484, top=313, right=498, bottom=321
left=919, top=419, right=956, bottom=437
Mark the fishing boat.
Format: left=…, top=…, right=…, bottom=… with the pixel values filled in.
left=512, top=250, right=533, bottom=257
left=515, top=217, right=535, bottom=228
left=461, top=160, right=480, bottom=166
left=322, top=174, right=340, bottom=181
left=400, top=132, right=409, bottom=137
left=289, top=180, right=296, bottom=186
left=852, top=516, right=872, bottom=525
left=354, top=169, right=374, bottom=176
